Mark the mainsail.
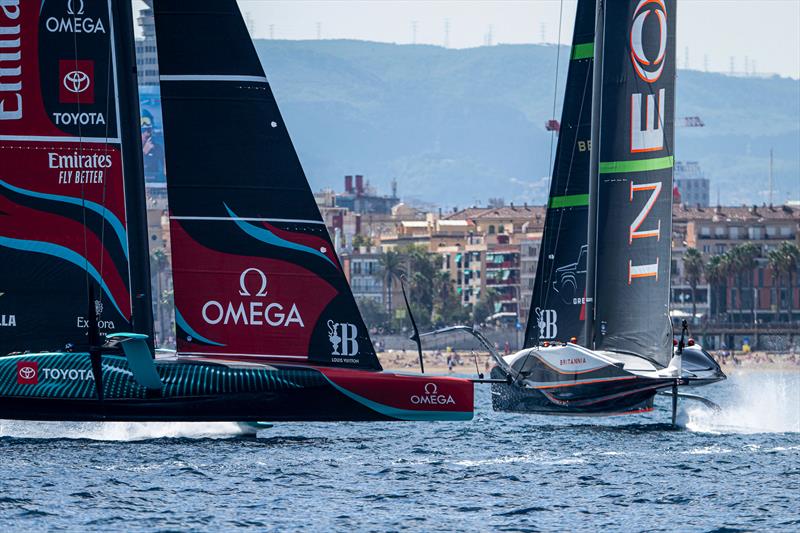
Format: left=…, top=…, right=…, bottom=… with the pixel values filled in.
left=587, top=0, right=676, bottom=366
left=153, top=0, right=381, bottom=370
left=525, top=0, right=595, bottom=347
left=0, top=0, right=151, bottom=355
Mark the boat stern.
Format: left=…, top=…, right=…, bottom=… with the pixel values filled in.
left=319, top=368, right=474, bottom=421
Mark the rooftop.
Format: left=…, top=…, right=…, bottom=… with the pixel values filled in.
left=674, top=204, right=799, bottom=223
left=445, top=205, right=546, bottom=221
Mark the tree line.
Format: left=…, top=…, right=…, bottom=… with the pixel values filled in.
left=682, top=241, right=799, bottom=325
left=357, top=245, right=500, bottom=334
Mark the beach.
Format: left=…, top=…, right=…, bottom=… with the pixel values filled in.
left=377, top=348, right=800, bottom=374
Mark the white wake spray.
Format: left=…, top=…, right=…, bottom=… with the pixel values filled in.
left=0, top=420, right=253, bottom=441
left=683, top=371, right=800, bottom=434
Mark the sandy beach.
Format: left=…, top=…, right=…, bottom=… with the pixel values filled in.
left=377, top=349, right=800, bottom=375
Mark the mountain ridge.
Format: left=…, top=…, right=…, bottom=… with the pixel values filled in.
left=254, top=39, right=800, bottom=207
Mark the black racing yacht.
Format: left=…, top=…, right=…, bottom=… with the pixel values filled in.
left=0, top=0, right=473, bottom=422
left=485, top=0, right=725, bottom=419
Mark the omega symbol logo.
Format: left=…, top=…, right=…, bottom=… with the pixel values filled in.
left=67, top=0, right=85, bottom=15
left=239, top=267, right=268, bottom=297
left=63, top=70, right=91, bottom=94
left=424, top=382, right=438, bottom=395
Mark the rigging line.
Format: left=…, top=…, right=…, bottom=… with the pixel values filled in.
left=519, top=0, right=567, bottom=373
left=71, top=13, right=92, bottom=315
left=539, top=65, right=592, bottom=319
left=545, top=0, right=565, bottom=191
left=97, top=6, right=116, bottom=309
left=536, top=0, right=572, bottom=317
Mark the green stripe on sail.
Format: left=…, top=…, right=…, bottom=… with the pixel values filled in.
left=599, top=156, right=674, bottom=174
left=549, top=194, right=589, bottom=208
left=571, top=42, right=594, bottom=60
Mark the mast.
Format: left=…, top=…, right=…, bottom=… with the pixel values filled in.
left=584, top=0, right=605, bottom=350
left=114, top=0, right=154, bottom=348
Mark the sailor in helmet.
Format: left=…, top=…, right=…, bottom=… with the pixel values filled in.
left=141, top=112, right=165, bottom=182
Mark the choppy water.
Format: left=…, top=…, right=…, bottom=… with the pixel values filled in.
left=1, top=371, right=798, bottom=532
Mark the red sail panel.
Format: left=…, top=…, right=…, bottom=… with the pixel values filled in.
left=154, top=0, right=381, bottom=370
left=0, top=1, right=144, bottom=354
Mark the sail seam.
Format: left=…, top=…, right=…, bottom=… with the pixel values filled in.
left=598, top=156, right=674, bottom=174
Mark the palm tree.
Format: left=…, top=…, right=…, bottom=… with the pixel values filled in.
left=767, top=247, right=786, bottom=320
left=379, top=249, right=404, bottom=316
left=729, top=243, right=761, bottom=325
left=683, top=247, right=704, bottom=321
left=778, top=241, right=800, bottom=322
left=706, top=253, right=730, bottom=322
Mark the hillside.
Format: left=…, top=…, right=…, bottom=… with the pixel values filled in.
left=254, top=39, right=800, bottom=207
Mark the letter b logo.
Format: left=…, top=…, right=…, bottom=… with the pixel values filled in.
left=536, top=308, right=558, bottom=340
left=339, top=323, right=359, bottom=356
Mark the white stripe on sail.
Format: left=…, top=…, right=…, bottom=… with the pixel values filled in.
left=0, top=135, right=121, bottom=143
left=159, top=74, right=268, bottom=83
left=170, top=215, right=325, bottom=225
left=178, top=352, right=308, bottom=360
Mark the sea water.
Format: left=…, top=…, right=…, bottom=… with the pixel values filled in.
left=0, top=371, right=798, bottom=531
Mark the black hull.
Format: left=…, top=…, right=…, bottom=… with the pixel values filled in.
left=0, top=389, right=389, bottom=422
left=490, top=377, right=659, bottom=416
left=0, top=352, right=474, bottom=422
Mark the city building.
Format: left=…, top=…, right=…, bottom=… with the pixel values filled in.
left=674, top=161, right=710, bottom=207
left=671, top=204, right=800, bottom=336
left=335, top=175, right=400, bottom=215
left=134, top=1, right=159, bottom=86
left=341, top=248, right=385, bottom=305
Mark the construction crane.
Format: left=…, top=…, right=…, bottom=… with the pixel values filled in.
left=544, top=116, right=705, bottom=131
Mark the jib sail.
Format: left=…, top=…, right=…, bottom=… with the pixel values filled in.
left=525, top=0, right=595, bottom=347
left=153, top=0, right=381, bottom=370
left=0, top=0, right=151, bottom=355
left=587, top=0, right=676, bottom=366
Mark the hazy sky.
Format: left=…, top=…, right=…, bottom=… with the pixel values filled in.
left=232, top=0, right=800, bottom=78
left=133, top=1, right=800, bottom=78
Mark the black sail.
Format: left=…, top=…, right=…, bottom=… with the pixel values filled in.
left=524, top=0, right=596, bottom=347
left=0, top=0, right=152, bottom=355
left=153, top=0, right=381, bottom=370
left=589, top=0, right=676, bottom=366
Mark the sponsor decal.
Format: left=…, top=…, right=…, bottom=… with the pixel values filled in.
left=45, top=0, right=106, bottom=34
left=410, top=382, right=456, bottom=406
left=0, top=314, right=15, bottom=327
left=17, top=361, right=38, bottom=385
left=52, top=112, right=105, bottom=126
left=626, top=0, right=669, bottom=283
left=41, top=367, right=94, bottom=381
left=50, top=151, right=112, bottom=184
left=201, top=268, right=304, bottom=328
left=66, top=0, right=84, bottom=15
left=536, top=308, right=558, bottom=340
left=0, top=0, right=22, bottom=120
left=327, top=320, right=359, bottom=357
left=59, top=60, right=95, bottom=104
left=559, top=357, right=587, bottom=366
